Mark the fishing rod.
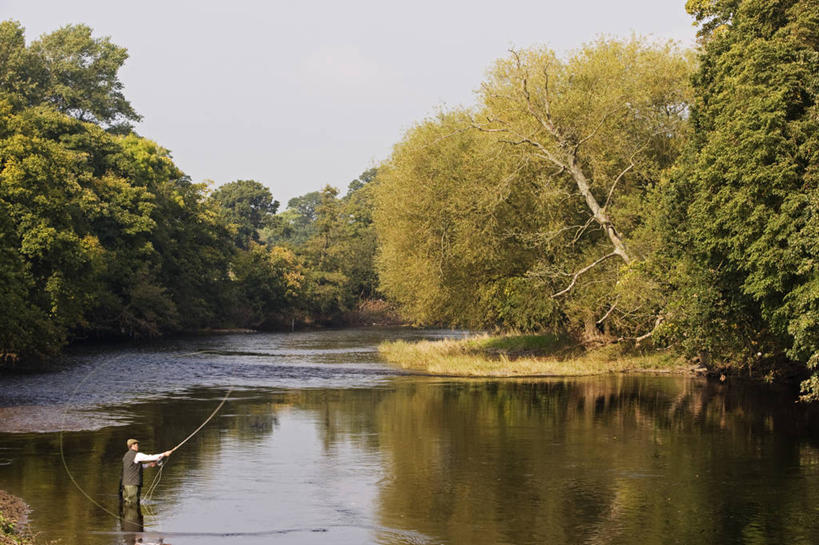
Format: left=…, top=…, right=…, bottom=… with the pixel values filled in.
left=142, top=385, right=233, bottom=504
left=59, top=354, right=232, bottom=520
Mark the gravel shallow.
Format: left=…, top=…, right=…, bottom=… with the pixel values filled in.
left=0, top=489, right=30, bottom=544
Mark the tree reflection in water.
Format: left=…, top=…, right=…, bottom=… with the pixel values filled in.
left=1, top=376, right=817, bottom=545
left=295, top=376, right=819, bottom=545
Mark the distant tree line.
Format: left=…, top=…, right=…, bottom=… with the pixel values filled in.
left=373, top=0, right=819, bottom=399
left=0, top=21, right=379, bottom=362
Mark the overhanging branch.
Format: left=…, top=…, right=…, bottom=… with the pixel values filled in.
left=552, top=252, right=618, bottom=298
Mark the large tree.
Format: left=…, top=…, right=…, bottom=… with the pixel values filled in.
left=374, top=110, right=550, bottom=328
left=667, top=0, right=819, bottom=396
left=263, top=191, right=322, bottom=247
left=29, top=23, right=140, bottom=128
left=210, top=179, right=279, bottom=249
left=375, top=38, right=692, bottom=338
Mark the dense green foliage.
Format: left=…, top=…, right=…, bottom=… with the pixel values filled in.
left=211, top=179, right=278, bottom=249
left=0, top=22, right=380, bottom=362
left=0, top=21, right=139, bottom=129
left=663, top=0, right=819, bottom=397
left=227, top=172, right=380, bottom=327
left=269, top=170, right=381, bottom=321
left=0, top=90, right=235, bottom=356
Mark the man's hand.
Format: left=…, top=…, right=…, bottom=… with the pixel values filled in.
left=163, top=450, right=173, bottom=458
left=149, top=462, right=157, bottom=467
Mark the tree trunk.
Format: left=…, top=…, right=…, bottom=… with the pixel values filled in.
left=568, top=159, right=631, bottom=264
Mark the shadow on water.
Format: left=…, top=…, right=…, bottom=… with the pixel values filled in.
left=0, top=329, right=817, bottom=544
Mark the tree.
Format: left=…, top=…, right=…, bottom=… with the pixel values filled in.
left=0, top=21, right=47, bottom=111
left=211, top=179, right=279, bottom=249
left=667, top=0, right=819, bottom=396
left=0, top=199, right=58, bottom=360
left=231, top=244, right=304, bottom=328
left=263, top=191, right=322, bottom=247
left=29, top=24, right=140, bottom=128
left=0, top=31, right=237, bottom=350
left=476, top=39, right=691, bottom=336
left=375, top=38, right=692, bottom=338
left=298, top=186, right=357, bottom=318
left=346, top=167, right=378, bottom=195
left=374, top=110, right=553, bottom=328
left=339, top=169, right=380, bottom=299
left=108, top=135, right=235, bottom=333
left=301, top=174, right=381, bottom=311
left=0, top=102, right=110, bottom=350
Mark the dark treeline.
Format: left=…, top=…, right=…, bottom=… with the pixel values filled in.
left=373, top=0, right=819, bottom=398
left=0, top=21, right=380, bottom=363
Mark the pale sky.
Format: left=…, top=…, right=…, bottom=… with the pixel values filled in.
left=1, top=0, right=696, bottom=204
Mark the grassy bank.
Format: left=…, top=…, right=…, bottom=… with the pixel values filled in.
left=379, top=333, right=693, bottom=377
left=0, top=491, right=31, bottom=545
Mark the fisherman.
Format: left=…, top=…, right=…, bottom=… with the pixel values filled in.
left=121, top=438, right=173, bottom=505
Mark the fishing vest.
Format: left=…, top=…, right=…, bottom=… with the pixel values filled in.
left=122, top=449, right=143, bottom=487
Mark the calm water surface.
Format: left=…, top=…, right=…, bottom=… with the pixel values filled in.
left=0, top=329, right=818, bottom=545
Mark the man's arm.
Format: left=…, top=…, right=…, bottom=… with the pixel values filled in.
left=133, top=450, right=173, bottom=467
left=134, top=452, right=163, bottom=464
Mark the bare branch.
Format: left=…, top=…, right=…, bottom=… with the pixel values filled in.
left=571, top=215, right=596, bottom=245
left=474, top=123, right=568, bottom=171
left=602, top=139, right=650, bottom=210
left=541, top=66, right=552, bottom=121
left=509, top=48, right=523, bottom=68
left=469, top=115, right=509, bottom=131
left=509, top=49, right=562, bottom=142
left=634, top=315, right=664, bottom=344
left=616, top=314, right=665, bottom=345
left=572, top=108, right=621, bottom=156
left=603, top=163, right=634, bottom=211
left=549, top=164, right=566, bottom=178
left=476, top=126, right=514, bottom=134
left=552, top=252, right=618, bottom=298
left=484, top=52, right=635, bottom=264
left=596, top=299, right=619, bottom=325
left=519, top=223, right=591, bottom=246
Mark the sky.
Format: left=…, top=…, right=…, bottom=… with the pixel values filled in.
left=1, top=0, right=697, bottom=204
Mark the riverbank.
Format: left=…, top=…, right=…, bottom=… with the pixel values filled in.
left=379, top=333, right=696, bottom=376
left=0, top=491, right=31, bottom=545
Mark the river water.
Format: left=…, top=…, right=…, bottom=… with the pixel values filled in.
left=0, top=329, right=818, bottom=545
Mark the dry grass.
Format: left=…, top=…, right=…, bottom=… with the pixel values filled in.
left=379, top=333, right=690, bottom=377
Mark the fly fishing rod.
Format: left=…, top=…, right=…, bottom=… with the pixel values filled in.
left=142, top=384, right=234, bottom=504
left=59, top=354, right=233, bottom=520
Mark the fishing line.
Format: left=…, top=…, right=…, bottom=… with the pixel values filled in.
left=142, top=384, right=233, bottom=505
left=58, top=353, right=233, bottom=521
left=59, top=356, right=124, bottom=520
left=169, top=385, right=233, bottom=454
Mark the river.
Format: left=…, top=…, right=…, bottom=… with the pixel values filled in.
left=0, top=328, right=818, bottom=545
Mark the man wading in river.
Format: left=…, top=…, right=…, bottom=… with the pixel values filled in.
left=121, top=438, right=172, bottom=505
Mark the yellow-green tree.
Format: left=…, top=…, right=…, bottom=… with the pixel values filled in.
left=375, top=38, right=693, bottom=339
left=375, top=110, right=553, bottom=328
